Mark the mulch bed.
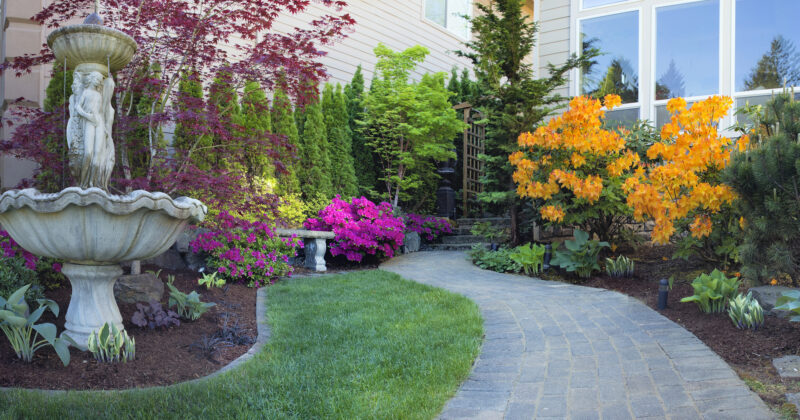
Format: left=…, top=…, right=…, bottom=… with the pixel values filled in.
left=0, top=265, right=257, bottom=391
left=542, top=243, right=800, bottom=408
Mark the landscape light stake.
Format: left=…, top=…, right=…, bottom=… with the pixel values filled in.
left=658, top=278, right=669, bottom=310
left=542, top=243, right=552, bottom=271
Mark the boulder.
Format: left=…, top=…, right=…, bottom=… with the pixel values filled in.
left=403, top=232, right=421, bottom=254
left=114, top=273, right=163, bottom=304
left=749, top=285, right=797, bottom=317
left=183, top=251, right=207, bottom=272
left=143, top=248, right=187, bottom=270
left=774, top=355, right=800, bottom=379
left=175, top=227, right=208, bottom=253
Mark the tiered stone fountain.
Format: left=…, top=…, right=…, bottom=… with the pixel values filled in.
left=0, top=9, right=206, bottom=349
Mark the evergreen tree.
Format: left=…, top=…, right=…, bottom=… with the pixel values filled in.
left=322, top=83, right=358, bottom=197
left=240, top=81, right=272, bottom=180
left=294, top=105, right=306, bottom=140
left=208, top=68, right=241, bottom=169
left=38, top=62, right=73, bottom=191
left=656, top=59, right=686, bottom=99
left=447, top=67, right=462, bottom=104
left=725, top=93, right=800, bottom=282
left=744, top=35, right=800, bottom=91
left=299, top=101, right=333, bottom=200
left=345, top=65, right=380, bottom=196
left=456, top=0, right=594, bottom=243
left=173, top=69, right=205, bottom=158
left=271, top=88, right=301, bottom=194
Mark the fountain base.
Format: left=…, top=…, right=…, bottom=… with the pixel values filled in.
left=62, top=263, right=124, bottom=350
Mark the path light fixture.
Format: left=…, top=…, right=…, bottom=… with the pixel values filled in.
left=542, top=243, right=552, bottom=271
left=658, top=278, right=669, bottom=310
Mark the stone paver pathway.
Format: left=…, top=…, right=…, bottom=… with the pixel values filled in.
left=381, top=251, right=774, bottom=420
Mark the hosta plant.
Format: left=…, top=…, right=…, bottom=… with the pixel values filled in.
left=680, top=269, right=740, bottom=314
left=167, top=277, right=215, bottom=321
left=774, top=290, right=800, bottom=322
left=509, top=243, right=546, bottom=275
left=551, top=229, right=609, bottom=278
left=605, top=255, right=635, bottom=278
left=728, top=292, right=764, bottom=330
left=131, top=301, right=180, bottom=329
left=0, top=284, right=73, bottom=366
left=468, top=245, right=522, bottom=273
left=87, top=322, right=135, bottom=363
left=198, top=271, right=225, bottom=290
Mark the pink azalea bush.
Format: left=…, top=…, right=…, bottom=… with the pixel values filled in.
left=190, top=212, right=303, bottom=288
left=0, top=230, right=39, bottom=270
left=405, top=214, right=453, bottom=241
left=304, top=196, right=405, bottom=262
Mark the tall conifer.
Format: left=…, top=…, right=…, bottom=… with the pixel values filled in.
left=271, top=88, right=301, bottom=194
left=299, top=101, right=333, bottom=199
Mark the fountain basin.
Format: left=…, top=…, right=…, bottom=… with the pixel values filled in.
left=0, top=187, right=206, bottom=348
left=47, top=24, right=137, bottom=74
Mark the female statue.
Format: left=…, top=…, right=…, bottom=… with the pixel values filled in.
left=74, top=71, right=106, bottom=189
left=66, top=72, right=85, bottom=182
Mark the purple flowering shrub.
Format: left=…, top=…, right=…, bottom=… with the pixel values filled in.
left=405, top=214, right=453, bottom=241
left=190, top=212, right=302, bottom=288
left=304, top=196, right=405, bottom=262
left=0, top=230, right=67, bottom=300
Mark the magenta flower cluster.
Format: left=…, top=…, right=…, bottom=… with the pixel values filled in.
left=0, top=230, right=38, bottom=270
left=304, top=196, right=405, bottom=262
left=190, top=212, right=302, bottom=288
left=405, top=214, right=453, bottom=241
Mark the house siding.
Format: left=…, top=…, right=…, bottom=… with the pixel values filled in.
left=536, top=0, right=572, bottom=96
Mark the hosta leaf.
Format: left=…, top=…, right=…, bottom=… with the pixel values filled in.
left=52, top=339, right=71, bottom=366
left=32, top=323, right=57, bottom=343
left=0, top=310, right=26, bottom=328
left=7, top=285, right=30, bottom=307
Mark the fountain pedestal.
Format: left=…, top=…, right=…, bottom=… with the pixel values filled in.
left=62, top=264, right=124, bottom=348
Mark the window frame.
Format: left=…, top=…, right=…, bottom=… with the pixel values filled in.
left=421, top=0, right=473, bottom=41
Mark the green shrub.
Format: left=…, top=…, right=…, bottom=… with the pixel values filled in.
left=0, top=284, right=72, bottom=366
left=509, top=243, right=545, bottom=275
left=166, top=277, right=215, bottom=321
left=551, top=229, right=609, bottom=278
left=470, top=222, right=507, bottom=244
left=0, top=256, right=42, bottom=304
left=728, top=292, right=764, bottom=330
left=605, top=255, right=635, bottom=278
left=468, top=245, right=522, bottom=273
left=680, top=269, right=740, bottom=313
left=87, top=322, right=135, bottom=363
left=724, top=92, right=800, bottom=282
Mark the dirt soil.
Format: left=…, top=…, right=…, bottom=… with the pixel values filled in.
left=543, top=244, right=800, bottom=414
left=0, top=265, right=257, bottom=391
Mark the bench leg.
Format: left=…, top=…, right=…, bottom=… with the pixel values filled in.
left=304, top=238, right=327, bottom=272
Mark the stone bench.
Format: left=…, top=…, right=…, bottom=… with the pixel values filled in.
left=275, top=228, right=335, bottom=272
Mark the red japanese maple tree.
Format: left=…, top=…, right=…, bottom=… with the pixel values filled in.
left=1, top=0, right=354, bottom=218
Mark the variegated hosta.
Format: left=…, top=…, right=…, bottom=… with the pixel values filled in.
left=728, top=292, right=764, bottom=330
left=87, top=322, right=135, bottom=363
left=0, top=284, right=74, bottom=366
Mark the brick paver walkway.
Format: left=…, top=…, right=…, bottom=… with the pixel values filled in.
left=381, top=251, right=774, bottom=420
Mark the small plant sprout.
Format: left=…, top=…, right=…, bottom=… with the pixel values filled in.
left=728, top=293, right=764, bottom=330
left=605, top=255, right=635, bottom=278
left=166, top=276, right=215, bottom=321
left=87, top=322, right=135, bottom=363
left=198, top=271, right=225, bottom=289
left=0, top=284, right=74, bottom=366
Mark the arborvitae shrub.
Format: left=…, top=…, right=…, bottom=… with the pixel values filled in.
left=322, top=83, right=358, bottom=197
left=299, top=101, right=333, bottom=200
left=271, top=88, right=301, bottom=195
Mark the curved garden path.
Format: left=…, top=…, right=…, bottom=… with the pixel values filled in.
left=381, top=251, right=774, bottom=420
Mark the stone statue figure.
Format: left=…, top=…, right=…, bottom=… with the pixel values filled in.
left=67, top=72, right=85, bottom=182
left=71, top=70, right=115, bottom=190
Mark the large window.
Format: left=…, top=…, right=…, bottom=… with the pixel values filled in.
left=580, top=11, right=639, bottom=104
left=573, top=0, right=800, bottom=128
left=425, top=0, right=471, bottom=39
left=655, top=0, right=719, bottom=100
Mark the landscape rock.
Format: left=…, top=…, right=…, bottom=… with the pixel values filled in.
left=749, top=285, right=797, bottom=317
left=774, top=355, right=800, bottom=379
left=183, top=251, right=207, bottom=272
left=175, top=227, right=208, bottom=253
left=403, top=232, right=421, bottom=254
left=144, top=248, right=187, bottom=270
left=114, top=273, right=163, bottom=304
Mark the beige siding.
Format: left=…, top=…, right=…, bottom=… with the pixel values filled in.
left=269, top=1, right=480, bottom=86
left=536, top=0, right=572, bottom=96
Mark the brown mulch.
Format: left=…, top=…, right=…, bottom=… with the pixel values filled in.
left=0, top=266, right=257, bottom=391
left=544, top=243, right=800, bottom=409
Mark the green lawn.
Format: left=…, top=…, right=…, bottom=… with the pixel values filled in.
left=0, top=270, right=483, bottom=419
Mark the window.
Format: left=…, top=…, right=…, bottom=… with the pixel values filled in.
left=425, top=0, right=471, bottom=39
left=580, top=11, right=639, bottom=104
left=583, top=0, right=630, bottom=9
left=735, top=0, right=800, bottom=93
left=655, top=0, right=719, bottom=100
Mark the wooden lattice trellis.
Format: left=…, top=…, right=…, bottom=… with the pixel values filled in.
left=453, top=102, right=485, bottom=217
